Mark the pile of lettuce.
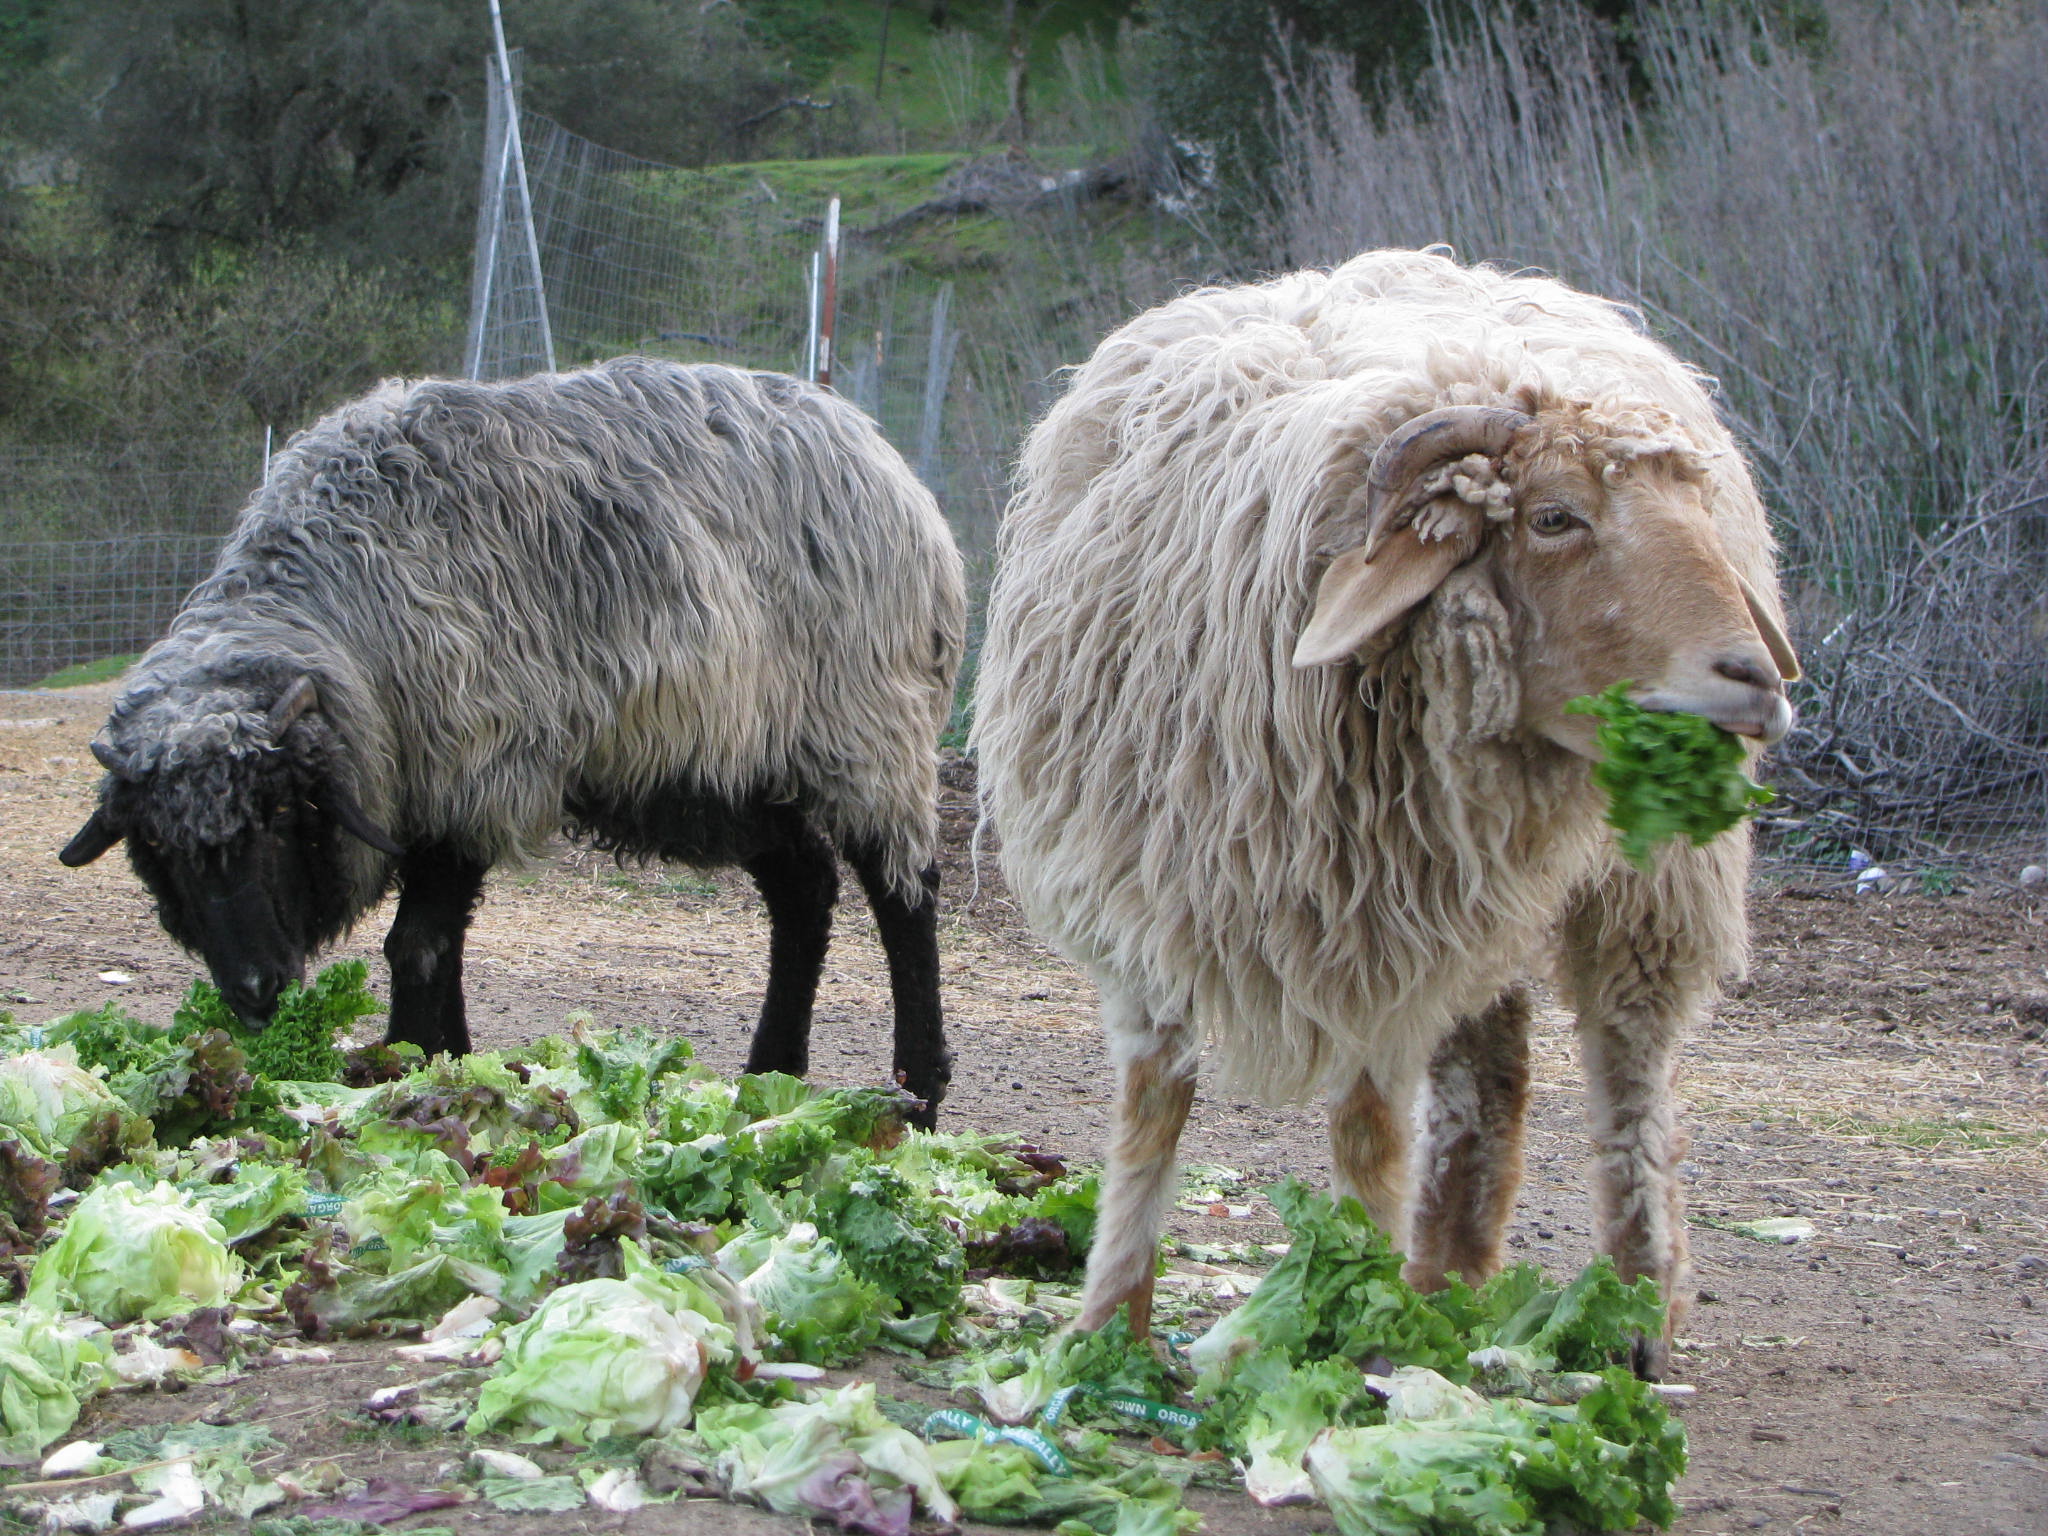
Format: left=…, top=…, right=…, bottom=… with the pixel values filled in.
left=1179, top=1183, right=1686, bottom=1532
left=0, top=967, right=1097, bottom=1457
left=0, top=969, right=1692, bottom=1536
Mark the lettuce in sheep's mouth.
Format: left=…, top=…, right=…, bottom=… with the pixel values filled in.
left=1566, top=683, right=1774, bottom=869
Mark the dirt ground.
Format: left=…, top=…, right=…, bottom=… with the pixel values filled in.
left=3, top=682, right=2046, bottom=1535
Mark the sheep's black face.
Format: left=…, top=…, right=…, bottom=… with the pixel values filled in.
left=58, top=673, right=402, bottom=1028
left=125, top=814, right=320, bottom=1024
left=107, top=772, right=355, bottom=1026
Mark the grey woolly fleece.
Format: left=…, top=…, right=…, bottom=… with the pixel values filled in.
left=97, top=357, right=966, bottom=919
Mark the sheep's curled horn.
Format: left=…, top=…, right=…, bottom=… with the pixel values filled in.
left=58, top=734, right=139, bottom=863
left=265, top=675, right=409, bottom=858
left=267, top=673, right=319, bottom=735
left=1294, top=405, right=1532, bottom=668
left=1358, top=405, right=1531, bottom=561
left=56, top=673, right=409, bottom=867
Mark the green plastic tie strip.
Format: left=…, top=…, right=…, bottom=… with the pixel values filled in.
left=1040, top=1383, right=1202, bottom=1434
left=921, top=1409, right=1070, bottom=1475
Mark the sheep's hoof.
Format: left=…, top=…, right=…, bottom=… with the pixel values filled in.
left=1629, top=1329, right=1670, bottom=1382
left=892, top=1067, right=944, bottom=1131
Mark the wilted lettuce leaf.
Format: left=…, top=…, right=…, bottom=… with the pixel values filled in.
left=1565, top=683, right=1773, bottom=869
left=552, top=1191, right=647, bottom=1285
left=346, top=1052, right=575, bottom=1171
left=691, top=1381, right=959, bottom=1534
left=0, top=1137, right=58, bottom=1296
left=929, top=1435, right=1197, bottom=1534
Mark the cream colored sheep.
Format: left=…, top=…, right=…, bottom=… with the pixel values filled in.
left=973, top=248, right=1798, bottom=1372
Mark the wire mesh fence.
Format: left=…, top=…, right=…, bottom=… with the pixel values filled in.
left=0, top=440, right=255, bottom=688
left=469, top=87, right=1017, bottom=558
left=0, top=533, right=221, bottom=690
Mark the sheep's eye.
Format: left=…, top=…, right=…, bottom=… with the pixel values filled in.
left=1528, top=505, right=1580, bottom=537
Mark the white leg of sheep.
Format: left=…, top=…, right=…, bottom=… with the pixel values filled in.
left=1554, top=841, right=1748, bottom=1375
left=1076, top=976, right=1198, bottom=1335
left=1327, top=1058, right=1425, bottom=1254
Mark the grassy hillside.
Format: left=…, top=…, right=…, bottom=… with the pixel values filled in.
left=755, top=1, right=1135, bottom=149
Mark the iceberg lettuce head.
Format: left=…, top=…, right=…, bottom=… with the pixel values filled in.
left=468, top=1249, right=733, bottom=1442
left=25, top=1180, right=240, bottom=1324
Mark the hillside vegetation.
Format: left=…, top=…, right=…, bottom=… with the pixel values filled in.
left=0, top=0, right=2041, bottom=860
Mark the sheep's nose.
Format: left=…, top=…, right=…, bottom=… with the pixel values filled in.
left=221, top=969, right=283, bottom=1026
left=1713, top=651, right=1782, bottom=692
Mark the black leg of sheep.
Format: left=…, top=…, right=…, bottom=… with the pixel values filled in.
left=847, top=848, right=950, bottom=1130
left=382, top=844, right=488, bottom=1058
left=742, top=809, right=841, bottom=1082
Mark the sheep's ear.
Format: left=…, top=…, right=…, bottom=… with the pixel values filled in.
left=1293, top=529, right=1470, bottom=668
left=59, top=810, right=124, bottom=867
left=1737, top=572, right=1801, bottom=683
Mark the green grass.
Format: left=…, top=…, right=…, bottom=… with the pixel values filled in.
left=31, top=653, right=137, bottom=688
left=652, top=872, right=721, bottom=900
left=792, top=0, right=1134, bottom=147
left=1792, top=1111, right=2047, bottom=1160
left=666, top=150, right=970, bottom=223
left=601, top=869, right=721, bottom=900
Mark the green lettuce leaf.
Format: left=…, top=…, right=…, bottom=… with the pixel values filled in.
left=1486, top=1256, right=1666, bottom=1372
left=1565, top=682, right=1773, bottom=869
left=340, top=1169, right=509, bottom=1274
left=573, top=1026, right=696, bottom=1124
left=958, top=1305, right=1175, bottom=1427
left=692, top=1381, right=959, bottom=1534
left=0, top=1045, right=151, bottom=1170
left=172, top=960, right=381, bottom=1086
left=805, top=1151, right=965, bottom=1320
left=716, top=1220, right=884, bottom=1366
left=1194, top=1346, right=1382, bottom=1506
left=1185, top=1180, right=1466, bottom=1391
left=186, top=1161, right=308, bottom=1246
left=930, top=1437, right=1199, bottom=1534
left=1304, top=1369, right=1687, bottom=1535
left=0, top=1304, right=112, bottom=1457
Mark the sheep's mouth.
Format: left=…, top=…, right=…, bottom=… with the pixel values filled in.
left=1634, top=687, right=1793, bottom=748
